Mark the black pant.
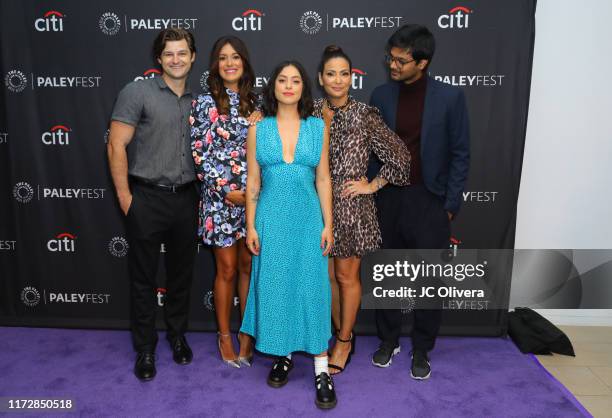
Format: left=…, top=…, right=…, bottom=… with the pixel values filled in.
left=375, top=184, right=450, bottom=352
left=126, top=182, right=198, bottom=352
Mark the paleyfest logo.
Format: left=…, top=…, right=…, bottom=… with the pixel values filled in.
left=98, top=12, right=197, bottom=34
left=232, top=9, right=264, bottom=31
left=300, top=11, right=323, bottom=35
left=438, top=6, right=473, bottom=29
left=134, top=69, right=161, bottom=82
left=108, top=236, right=129, bottom=258
left=41, top=125, right=71, bottom=145
left=99, top=12, right=121, bottom=35
left=13, top=182, right=34, bottom=203
left=35, top=10, right=65, bottom=32
left=5, top=70, right=28, bottom=93
left=21, top=287, right=41, bottom=307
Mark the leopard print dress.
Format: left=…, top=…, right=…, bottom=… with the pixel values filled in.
left=313, top=97, right=410, bottom=258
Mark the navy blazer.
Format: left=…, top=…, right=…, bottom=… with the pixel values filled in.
left=369, top=76, right=470, bottom=215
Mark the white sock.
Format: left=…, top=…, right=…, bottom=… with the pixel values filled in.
left=314, top=355, right=328, bottom=376
left=285, top=354, right=292, bottom=360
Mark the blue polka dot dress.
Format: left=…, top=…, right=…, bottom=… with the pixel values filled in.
left=240, top=116, right=331, bottom=356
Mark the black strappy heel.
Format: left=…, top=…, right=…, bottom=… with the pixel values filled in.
left=329, top=333, right=356, bottom=374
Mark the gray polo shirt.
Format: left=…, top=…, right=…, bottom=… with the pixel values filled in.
left=111, top=76, right=195, bottom=185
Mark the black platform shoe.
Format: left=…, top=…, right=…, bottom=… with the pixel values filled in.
left=315, top=372, right=337, bottom=409
left=267, top=356, right=293, bottom=388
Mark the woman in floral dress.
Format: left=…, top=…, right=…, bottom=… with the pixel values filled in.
left=190, top=35, right=260, bottom=367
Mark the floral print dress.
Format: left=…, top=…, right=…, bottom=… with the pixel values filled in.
left=190, top=88, right=257, bottom=247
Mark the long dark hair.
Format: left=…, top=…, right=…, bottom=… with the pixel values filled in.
left=262, top=60, right=313, bottom=119
left=208, top=36, right=257, bottom=116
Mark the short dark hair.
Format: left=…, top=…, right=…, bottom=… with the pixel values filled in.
left=208, top=36, right=257, bottom=117
left=262, top=61, right=313, bottom=119
left=387, top=24, right=435, bottom=66
left=152, top=28, right=196, bottom=62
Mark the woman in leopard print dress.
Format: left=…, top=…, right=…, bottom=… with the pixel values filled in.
left=312, top=45, right=410, bottom=374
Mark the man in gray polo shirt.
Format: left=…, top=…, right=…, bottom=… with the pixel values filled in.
left=107, top=28, right=198, bottom=381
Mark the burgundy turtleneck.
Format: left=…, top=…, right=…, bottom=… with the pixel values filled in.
left=395, top=75, right=427, bottom=185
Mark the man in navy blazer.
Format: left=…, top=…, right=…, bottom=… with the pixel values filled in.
left=369, top=24, right=470, bottom=380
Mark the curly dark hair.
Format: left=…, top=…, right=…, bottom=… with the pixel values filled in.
left=262, top=60, right=313, bottom=119
left=208, top=36, right=257, bottom=117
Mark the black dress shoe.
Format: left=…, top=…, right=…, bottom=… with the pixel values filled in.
left=169, top=336, right=193, bottom=365
left=134, top=352, right=156, bottom=381
left=315, top=372, right=337, bottom=409
left=267, top=357, right=293, bottom=388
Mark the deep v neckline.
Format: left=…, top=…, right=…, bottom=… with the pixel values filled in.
left=275, top=117, right=303, bottom=165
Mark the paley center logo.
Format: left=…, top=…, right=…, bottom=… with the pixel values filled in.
left=433, top=74, right=505, bottom=87
left=203, top=290, right=239, bottom=311
left=47, top=232, right=76, bottom=252
left=108, top=236, right=129, bottom=258
left=13, top=182, right=34, bottom=203
left=4, top=70, right=28, bottom=93
left=99, top=11, right=197, bottom=34
left=41, top=125, right=71, bottom=145
left=99, top=12, right=121, bottom=35
left=299, top=11, right=323, bottom=34
left=21, top=287, right=41, bottom=307
left=134, top=68, right=161, bottom=82
left=232, top=9, right=264, bottom=31
left=438, top=6, right=473, bottom=29
left=35, top=10, right=65, bottom=32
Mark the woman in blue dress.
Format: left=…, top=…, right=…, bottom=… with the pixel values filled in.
left=190, top=36, right=260, bottom=368
left=241, top=61, right=337, bottom=409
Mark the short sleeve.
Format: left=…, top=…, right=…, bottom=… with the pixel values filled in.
left=111, top=82, right=143, bottom=127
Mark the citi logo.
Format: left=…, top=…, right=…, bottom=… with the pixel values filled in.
left=47, top=232, right=76, bottom=252
left=157, top=288, right=166, bottom=307
left=42, top=125, right=71, bottom=145
left=232, top=9, right=264, bottom=31
left=449, top=236, right=463, bottom=258
left=351, top=68, right=367, bottom=90
left=134, top=69, right=161, bottom=82
left=438, top=6, right=472, bottom=29
left=35, top=10, right=65, bottom=32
